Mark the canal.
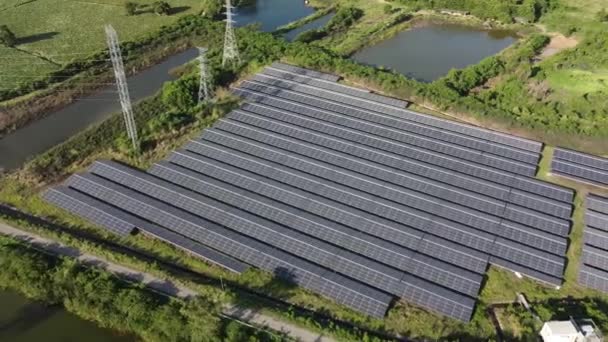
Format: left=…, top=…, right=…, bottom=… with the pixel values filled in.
left=352, top=23, right=518, bottom=82
left=0, top=48, right=199, bottom=171
left=283, top=12, right=335, bottom=42
left=0, top=290, right=133, bottom=342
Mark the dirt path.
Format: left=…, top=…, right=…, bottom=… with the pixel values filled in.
left=0, top=221, right=336, bottom=342
left=539, top=34, right=579, bottom=59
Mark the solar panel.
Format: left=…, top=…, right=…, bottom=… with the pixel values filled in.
left=582, top=246, right=608, bottom=271
left=552, top=148, right=608, bottom=186
left=43, top=186, right=135, bottom=236
left=271, top=62, right=341, bottom=82
left=586, top=211, right=608, bottom=231
left=148, top=161, right=417, bottom=273
left=579, top=265, right=608, bottom=293
left=262, top=66, right=409, bottom=108
left=245, top=78, right=538, bottom=165
left=237, top=82, right=537, bottom=176
left=588, top=194, right=608, bottom=213
left=253, top=67, right=543, bottom=153
left=234, top=88, right=572, bottom=203
left=65, top=171, right=393, bottom=317
left=44, top=65, right=579, bottom=320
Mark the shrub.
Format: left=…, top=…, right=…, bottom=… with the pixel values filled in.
left=153, top=1, right=171, bottom=15
left=202, top=0, right=223, bottom=19
left=125, top=2, right=138, bottom=16
left=597, top=8, right=608, bottom=22
left=0, top=25, right=17, bottom=47
left=294, top=29, right=327, bottom=43
left=161, top=77, right=198, bottom=111
left=325, top=6, right=364, bottom=32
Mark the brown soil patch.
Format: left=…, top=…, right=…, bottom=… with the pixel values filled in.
left=539, top=34, right=579, bottom=59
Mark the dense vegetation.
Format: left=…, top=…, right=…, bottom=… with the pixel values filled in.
left=295, top=6, right=364, bottom=43
left=391, top=0, right=555, bottom=23
left=0, top=236, right=286, bottom=342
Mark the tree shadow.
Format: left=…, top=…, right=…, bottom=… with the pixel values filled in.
left=169, top=6, right=190, bottom=15
left=18, top=32, right=59, bottom=45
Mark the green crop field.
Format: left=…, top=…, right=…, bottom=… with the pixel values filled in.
left=0, top=0, right=202, bottom=89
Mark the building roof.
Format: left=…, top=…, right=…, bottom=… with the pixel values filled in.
left=544, top=321, right=580, bottom=335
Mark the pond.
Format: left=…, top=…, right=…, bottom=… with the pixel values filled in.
left=236, top=0, right=316, bottom=32
left=351, top=23, right=518, bottom=82
left=283, top=12, right=335, bottom=42
left=0, top=290, right=133, bottom=342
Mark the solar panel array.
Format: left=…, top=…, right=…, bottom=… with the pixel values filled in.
left=579, top=194, right=608, bottom=293
left=552, top=148, right=608, bottom=187
left=43, top=64, right=576, bottom=322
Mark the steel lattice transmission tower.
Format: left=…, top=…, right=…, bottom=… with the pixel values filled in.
left=105, top=24, right=139, bottom=152
left=222, top=0, right=240, bottom=67
left=197, top=47, right=212, bottom=104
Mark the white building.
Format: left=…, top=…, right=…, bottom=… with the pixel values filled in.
left=540, top=319, right=603, bottom=342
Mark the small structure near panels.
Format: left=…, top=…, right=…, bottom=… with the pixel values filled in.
left=44, top=63, right=575, bottom=322
left=540, top=318, right=603, bottom=342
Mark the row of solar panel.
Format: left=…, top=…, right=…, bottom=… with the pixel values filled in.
left=237, top=102, right=571, bottom=218
left=263, top=67, right=410, bottom=109
left=182, top=135, right=566, bottom=285
left=265, top=63, right=542, bottom=154
left=579, top=194, right=608, bottom=294
left=271, top=62, right=341, bottom=82
left=43, top=186, right=250, bottom=274
left=237, top=81, right=539, bottom=176
left=50, top=165, right=395, bottom=318
left=232, top=87, right=574, bottom=204
left=251, top=74, right=540, bottom=167
left=52, top=160, right=479, bottom=320
left=552, top=148, right=608, bottom=187
left=205, top=120, right=570, bottom=258
left=224, top=108, right=572, bottom=221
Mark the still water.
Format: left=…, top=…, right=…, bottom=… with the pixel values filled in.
left=0, top=291, right=133, bottom=342
left=352, top=23, right=518, bottom=82
left=0, top=48, right=198, bottom=171
left=283, top=12, right=335, bottom=42
left=236, top=0, right=315, bottom=32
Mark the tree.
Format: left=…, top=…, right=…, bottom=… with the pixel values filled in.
left=597, top=8, right=608, bottom=22
left=202, top=0, right=222, bottom=19
left=0, top=25, right=17, bottom=47
left=153, top=1, right=171, bottom=15
left=161, top=78, right=197, bottom=111
left=125, top=2, right=138, bottom=16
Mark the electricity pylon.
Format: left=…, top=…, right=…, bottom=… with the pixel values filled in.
left=105, top=24, right=138, bottom=152
left=222, top=0, right=240, bottom=67
left=197, top=47, right=212, bottom=104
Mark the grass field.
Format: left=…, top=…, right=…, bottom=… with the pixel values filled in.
left=547, top=69, right=608, bottom=95
left=0, top=0, right=202, bottom=89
